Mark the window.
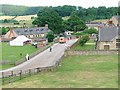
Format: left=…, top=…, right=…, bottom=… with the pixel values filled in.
left=116, top=39, right=120, bottom=42
left=116, top=39, right=120, bottom=48
left=29, top=29, right=33, bottom=32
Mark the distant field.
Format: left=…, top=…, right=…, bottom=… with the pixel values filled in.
left=0, top=15, right=37, bottom=21
left=0, top=19, right=34, bottom=27
left=62, top=16, right=70, bottom=21
left=0, top=16, right=14, bottom=20
left=3, top=54, right=118, bottom=88
left=14, top=15, right=37, bottom=21
left=0, top=15, right=37, bottom=27
left=92, top=19, right=108, bottom=23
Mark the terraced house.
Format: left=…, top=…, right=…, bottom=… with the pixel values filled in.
left=97, top=26, right=120, bottom=50
left=4, top=24, right=50, bottom=39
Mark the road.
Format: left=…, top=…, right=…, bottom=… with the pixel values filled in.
left=0, top=39, right=78, bottom=78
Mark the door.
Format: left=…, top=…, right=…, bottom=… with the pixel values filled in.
left=104, top=45, right=110, bottom=50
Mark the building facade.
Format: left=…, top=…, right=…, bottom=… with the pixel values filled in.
left=97, top=26, right=119, bottom=50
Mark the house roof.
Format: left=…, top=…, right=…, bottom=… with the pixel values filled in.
left=86, top=22, right=105, bottom=28
left=98, top=26, right=119, bottom=41
left=14, top=27, right=51, bottom=35
left=111, top=16, right=120, bottom=21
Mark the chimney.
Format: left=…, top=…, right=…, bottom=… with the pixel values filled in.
left=45, top=24, right=48, bottom=28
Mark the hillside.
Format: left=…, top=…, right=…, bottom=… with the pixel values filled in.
left=0, top=4, right=43, bottom=16
left=0, top=4, right=118, bottom=22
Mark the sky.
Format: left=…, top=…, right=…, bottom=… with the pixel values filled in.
left=0, top=0, right=119, bottom=8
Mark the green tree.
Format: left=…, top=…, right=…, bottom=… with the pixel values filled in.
left=79, top=35, right=90, bottom=46
left=46, top=31, right=55, bottom=42
left=64, top=11, right=86, bottom=32
left=2, top=27, right=7, bottom=35
left=32, top=8, right=63, bottom=34
left=83, top=28, right=98, bottom=34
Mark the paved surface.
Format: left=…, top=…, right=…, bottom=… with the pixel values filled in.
left=0, top=39, right=78, bottom=78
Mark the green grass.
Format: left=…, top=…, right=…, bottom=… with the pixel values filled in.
left=87, top=39, right=95, bottom=43
left=2, top=54, right=118, bottom=88
left=74, top=44, right=95, bottom=50
left=73, top=39, right=95, bottom=51
left=1, top=42, right=38, bottom=61
left=0, top=42, right=39, bottom=70
left=0, top=64, right=14, bottom=70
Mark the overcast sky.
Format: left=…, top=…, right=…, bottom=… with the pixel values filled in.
left=0, top=0, right=119, bottom=8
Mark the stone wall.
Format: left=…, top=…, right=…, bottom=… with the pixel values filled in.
left=65, top=50, right=118, bottom=56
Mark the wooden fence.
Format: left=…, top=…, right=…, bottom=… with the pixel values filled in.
left=0, top=60, right=60, bottom=85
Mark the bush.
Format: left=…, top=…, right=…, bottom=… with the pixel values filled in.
left=79, top=35, right=90, bottom=46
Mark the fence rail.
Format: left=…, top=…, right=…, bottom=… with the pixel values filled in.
left=0, top=60, right=59, bottom=85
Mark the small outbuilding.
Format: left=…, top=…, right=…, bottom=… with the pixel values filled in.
left=10, top=35, right=31, bottom=46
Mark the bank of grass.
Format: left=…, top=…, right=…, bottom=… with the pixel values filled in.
left=3, top=54, right=118, bottom=88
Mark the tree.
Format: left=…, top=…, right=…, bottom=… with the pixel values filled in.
left=79, top=35, right=90, bottom=46
left=32, top=8, right=63, bottom=34
left=83, top=28, right=98, bottom=34
left=2, top=27, right=6, bottom=34
left=46, top=31, right=55, bottom=42
left=3, top=19, right=9, bottom=23
left=64, top=11, right=86, bottom=32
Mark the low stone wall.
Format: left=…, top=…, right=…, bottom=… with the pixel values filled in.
left=65, top=50, right=118, bottom=56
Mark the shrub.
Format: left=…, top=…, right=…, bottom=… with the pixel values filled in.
left=79, top=35, right=90, bottom=46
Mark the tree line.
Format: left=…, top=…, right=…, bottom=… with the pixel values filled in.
left=1, top=4, right=118, bottom=21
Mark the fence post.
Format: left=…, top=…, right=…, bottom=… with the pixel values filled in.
left=9, top=75, right=11, bottom=83
left=36, top=68, right=40, bottom=73
left=11, top=71, right=13, bottom=76
left=2, top=72, right=4, bottom=85
left=29, top=69, right=31, bottom=76
left=19, top=70, right=22, bottom=80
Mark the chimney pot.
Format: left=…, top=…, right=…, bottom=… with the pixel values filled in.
left=45, top=24, right=48, bottom=28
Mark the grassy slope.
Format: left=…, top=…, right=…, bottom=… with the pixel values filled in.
left=3, top=54, right=118, bottom=88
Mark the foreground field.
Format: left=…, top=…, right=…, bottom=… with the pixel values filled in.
left=3, top=54, right=118, bottom=88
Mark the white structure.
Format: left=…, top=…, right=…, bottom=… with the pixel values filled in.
left=10, top=35, right=31, bottom=46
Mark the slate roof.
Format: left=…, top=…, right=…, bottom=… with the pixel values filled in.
left=14, top=27, right=51, bottom=35
left=86, top=22, right=105, bottom=28
left=98, top=26, right=119, bottom=41
left=111, top=16, right=120, bottom=21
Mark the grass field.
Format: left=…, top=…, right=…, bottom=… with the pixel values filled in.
left=1, top=42, right=38, bottom=61
left=2, top=54, right=118, bottom=88
left=0, top=42, right=39, bottom=70
left=74, top=39, right=95, bottom=51
left=0, top=15, right=37, bottom=21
